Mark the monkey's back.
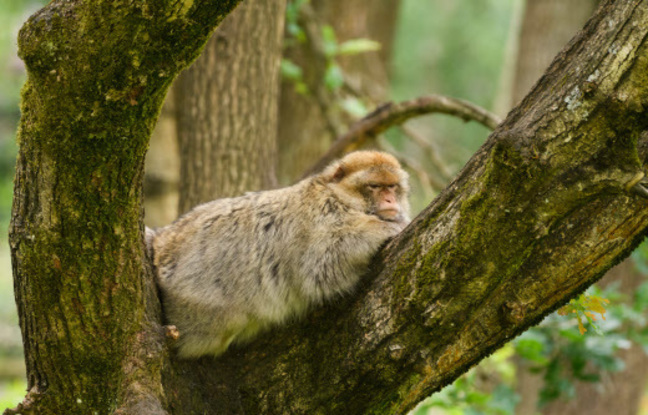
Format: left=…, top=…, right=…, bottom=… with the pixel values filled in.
left=150, top=182, right=324, bottom=356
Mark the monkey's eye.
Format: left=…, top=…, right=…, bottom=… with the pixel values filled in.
left=367, top=184, right=381, bottom=190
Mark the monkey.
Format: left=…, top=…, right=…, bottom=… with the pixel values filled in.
left=147, top=151, right=410, bottom=358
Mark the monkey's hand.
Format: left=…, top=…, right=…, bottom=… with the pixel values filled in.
left=358, top=215, right=408, bottom=242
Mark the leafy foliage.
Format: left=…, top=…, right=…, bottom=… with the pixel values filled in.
left=284, top=0, right=308, bottom=44
left=280, top=0, right=380, bottom=118
left=557, top=293, right=610, bottom=335
left=416, top=277, right=648, bottom=414
left=412, top=347, right=519, bottom=415
left=0, top=378, right=25, bottom=411
left=280, top=59, right=308, bottom=95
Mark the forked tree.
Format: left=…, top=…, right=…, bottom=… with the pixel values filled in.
left=7, top=0, right=648, bottom=414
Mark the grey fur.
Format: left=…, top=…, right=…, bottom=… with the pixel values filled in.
left=148, top=152, right=410, bottom=358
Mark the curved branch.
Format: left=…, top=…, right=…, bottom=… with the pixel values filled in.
left=303, top=95, right=502, bottom=178
left=399, top=124, right=455, bottom=182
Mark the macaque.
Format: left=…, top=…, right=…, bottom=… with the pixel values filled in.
left=147, top=151, right=410, bottom=358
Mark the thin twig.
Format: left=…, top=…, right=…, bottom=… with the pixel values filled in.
left=398, top=124, right=455, bottom=182
left=302, top=95, right=502, bottom=177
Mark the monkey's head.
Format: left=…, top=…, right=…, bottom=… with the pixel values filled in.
left=323, top=151, right=411, bottom=223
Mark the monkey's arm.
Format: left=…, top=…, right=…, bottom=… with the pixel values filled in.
left=298, top=212, right=404, bottom=302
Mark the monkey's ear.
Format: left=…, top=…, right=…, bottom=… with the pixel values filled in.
left=331, top=165, right=346, bottom=182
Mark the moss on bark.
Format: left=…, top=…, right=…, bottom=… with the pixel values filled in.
left=10, top=1, right=241, bottom=413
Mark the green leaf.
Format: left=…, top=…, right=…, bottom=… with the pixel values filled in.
left=321, top=25, right=338, bottom=57
left=324, top=63, right=344, bottom=91
left=285, top=0, right=308, bottom=23
left=490, top=384, right=520, bottom=414
left=280, top=59, right=303, bottom=81
left=337, top=38, right=382, bottom=55
left=286, top=22, right=306, bottom=42
left=515, top=338, right=549, bottom=365
left=634, top=281, right=648, bottom=310
left=294, top=82, right=309, bottom=95
left=340, top=97, right=368, bottom=118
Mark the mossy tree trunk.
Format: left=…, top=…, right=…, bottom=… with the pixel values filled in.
left=8, top=1, right=242, bottom=413
left=7, top=0, right=648, bottom=414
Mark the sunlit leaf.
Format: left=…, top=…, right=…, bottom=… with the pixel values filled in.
left=280, top=59, right=303, bottom=81
left=337, top=38, right=382, bottom=55
left=321, top=25, right=338, bottom=57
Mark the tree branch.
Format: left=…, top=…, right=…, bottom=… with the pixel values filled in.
left=399, top=124, right=455, bottom=182
left=165, top=1, right=648, bottom=413
left=303, top=95, right=502, bottom=178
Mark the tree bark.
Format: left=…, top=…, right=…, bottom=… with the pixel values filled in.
left=174, top=0, right=284, bottom=212
left=7, top=0, right=648, bottom=414
left=511, top=0, right=599, bottom=106
left=510, top=2, right=648, bottom=414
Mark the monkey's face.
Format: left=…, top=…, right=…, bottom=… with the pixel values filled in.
left=357, top=167, right=409, bottom=223
left=339, top=166, right=410, bottom=223
left=365, top=182, right=403, bottom=221
left=324, top=151, right=411, bottom=223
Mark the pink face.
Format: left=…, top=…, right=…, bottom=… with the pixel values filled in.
left=368, top=184, right=401, bottom=221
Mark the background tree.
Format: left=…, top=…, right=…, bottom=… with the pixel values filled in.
left=144, top=89, right=180, bottom=227
left=144, top=0, right=285, bottom=228
left=175, top=0, right=285, bottom=208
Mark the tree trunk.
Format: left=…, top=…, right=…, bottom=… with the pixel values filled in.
left=175, top=0, right=285, bottom=212
left=8, top=1, right=242, bottom=413
left=277, top=0, right=400, bottom=183
left=510, top=4, right=598, bottom=415
left=7, top=0, right=648, bottom=414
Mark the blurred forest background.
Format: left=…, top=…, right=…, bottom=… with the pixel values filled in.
left=2, top=0, right=648, bottom=414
